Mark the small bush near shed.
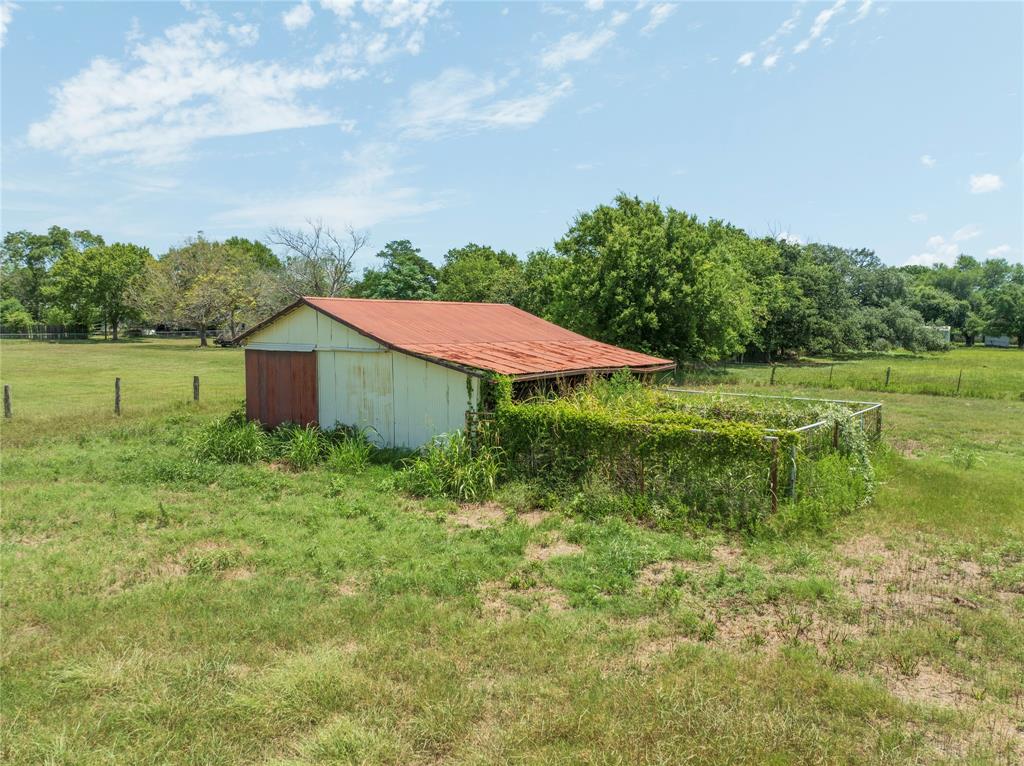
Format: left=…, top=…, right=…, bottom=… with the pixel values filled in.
left=272, top=424, right=329, bottom=470
left=398, top=432, right=500, bottom=502
left=186, top=410, right=270, bottom=464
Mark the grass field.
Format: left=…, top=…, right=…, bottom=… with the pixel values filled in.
left=2, top=340, right=1023, bottom=764
left=677, top=347, right=1024, bottom=401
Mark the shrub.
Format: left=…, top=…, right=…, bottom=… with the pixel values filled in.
left=398, top=432, right=499, bottom=502
left=272, top=424, right=329, bottom=470
left=325, top=430, right=376, bottom=473
left=186, top=413, right=270, bottom=464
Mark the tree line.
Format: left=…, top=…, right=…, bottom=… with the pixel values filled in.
left=3, top=194, right=1023, bottom=355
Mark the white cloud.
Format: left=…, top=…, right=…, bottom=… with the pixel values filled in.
left=952, top=223, right=982, bottom=242
left=907, top=233, right=960, bottom=266
left=849, top=0, right=873, bottom=24
left=1, top=1, right=18, bottom=47
left=321, top=0, right=357, bottom=19
left=641, top=3, right=676, bottom=35
left=969, top=173, right=1004, bottom=194
left=282, top=1, right=314, bottom=31
left=909, top=212, right=927, bottom=223
left=762, top=52, right=780, bottom=69
left=28, top=14, right=341, bottom=164
left=362, top=0, right=442, bottom=30
left=777, top=231, right=804, bottom=245
left=540, top=27, right=616, bottom=69
left=398, top=68, right=572, bottom=139
left=227, top=22, right=259, bottom=46
left=609, top=10, right=630, bottom=27
left=987, top=244, right=1011, bottom=258
left=794, top=0, right=846, bottom=54
left=736, top=51, right=755, bottom=67
left=575, top=162, right=595, bottom=171
left=920, top=154, right=936, bottom=168
left=584, top=0, right=604, bottom=10
left=216, top=142, right=447, bottom=230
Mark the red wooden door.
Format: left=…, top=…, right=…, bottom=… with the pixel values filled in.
left=245, top=350, right=318, bottom=427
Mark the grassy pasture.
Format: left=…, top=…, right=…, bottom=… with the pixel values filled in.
left=677, top=347, right=1024, bottom=400
left=2, top=339, right=1023, bottom=765
left=0, top=339, right=243, bottom=446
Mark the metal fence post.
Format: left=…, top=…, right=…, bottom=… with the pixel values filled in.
left=115, top=377, right=121, bottom=416
left=770, top=365, right=777, bottom=386
left=884, top=366, right=891, bottom=387
left=193, top=375, right=200, bottom=402
left=3, top=385, right=11, bottom=418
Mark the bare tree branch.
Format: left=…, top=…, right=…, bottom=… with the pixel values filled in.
left=267, top=218, right=369, bottom=298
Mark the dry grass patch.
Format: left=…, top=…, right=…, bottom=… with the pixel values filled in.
left=835, top=534, right=1000, bottom=627
left=478, top=579, right=569, bottom=619
left=449, top=502, right=507, bottom=530
left=524, top=533, right=583, bottom=562
left=516, top=509, right=552, bottom=528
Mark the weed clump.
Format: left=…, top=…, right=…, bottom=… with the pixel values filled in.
left=185, top=409, right=270, bottom=464
left=398, top=432, right=499, bottom=502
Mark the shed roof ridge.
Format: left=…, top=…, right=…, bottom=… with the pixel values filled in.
left=304, top=296, right=517, bottom=308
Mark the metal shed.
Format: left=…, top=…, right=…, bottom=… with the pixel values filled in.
left=234, top=297, right=674, bottom=447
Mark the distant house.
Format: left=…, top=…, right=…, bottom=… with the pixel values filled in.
left=234, top=297, right=674, bottom=447
left=984, top=335, right=1011, bottom=348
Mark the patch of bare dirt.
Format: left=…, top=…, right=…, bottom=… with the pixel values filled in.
left=636, top=545, right=744, bottom=589
left=835, top=535, right=993, bottom=627
left=714, top=604, right=863, bottom=651
left=331, top=578, right=362, bottom=596
left=882, top=663, right=1024, bottom=761
left=478, top=579, right=569, bottom=619
left=517, top=510, right=552, bottom=528
left=636, top=561, right=679, bottom=588
left=632, top=634, right=694, bottom=667
left=892, top=438, right=927, bottom=458
left=449, top=502, right=507, bottom=530
left=10, top=533, right=53, bottom=548
left=524, top=533, right=583, bottom=562
left=221, top=567, right=254, bottom=581
left=883, top=662, right=969, bottom=708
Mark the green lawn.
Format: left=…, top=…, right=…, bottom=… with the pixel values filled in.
left=2, top=340, right=1023, bottom=764
left=677, top=346, right=1024, bottom=400
left=0, top=339, right=244, bottom=446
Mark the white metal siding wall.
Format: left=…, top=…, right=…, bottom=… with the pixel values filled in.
left=391, top=353, right=478, bottom=448
left=246, top=305, right=479, bottom=448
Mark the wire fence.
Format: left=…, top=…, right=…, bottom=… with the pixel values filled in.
left=672, top=357, right=1023, bottom=400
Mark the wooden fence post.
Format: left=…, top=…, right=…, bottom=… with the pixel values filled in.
left=3, top=385, right=11, bottom=418
left=193, top=375, right=200, bottom=402
left=788, top=443, right=798, bottom=500
left=770, top=365, right=777, bottom=386
left=115, top=377, right=121, bottom=416
left=769, top=438, right=779, bottom=515
left=828, top=364, right=834, bottom=385
left=884, top=366, right=891, bottom=387
left=955, top=369, right=963, bottom=395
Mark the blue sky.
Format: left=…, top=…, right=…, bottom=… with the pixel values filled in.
left=2, top=1, right=1021, bottom=273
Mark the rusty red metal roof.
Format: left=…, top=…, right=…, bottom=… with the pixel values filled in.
left=246, top=297, right=675, bottom=378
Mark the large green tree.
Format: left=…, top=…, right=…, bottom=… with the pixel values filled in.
left=148, top=236, right=275, bottom=346
left=436, top=243, right=523, bottom=303
left=49, top=243, right=152, bottom=340
left=989, top=282, right=1024, bottom=347
left=352, top=240, right=438, bottom=300
left=0, top=227, right=104, bottom=321
left=551, top=194, right=755, bottom=361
